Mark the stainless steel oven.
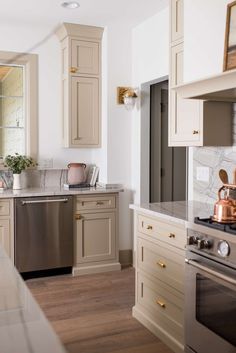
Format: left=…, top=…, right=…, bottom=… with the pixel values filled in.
left=185, top=224, right=236, bottom=353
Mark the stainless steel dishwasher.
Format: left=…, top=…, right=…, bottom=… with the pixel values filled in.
left=15, top=196, right=73, bottom=273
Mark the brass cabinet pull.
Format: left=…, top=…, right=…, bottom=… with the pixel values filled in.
left=70, top=67, right=78, bottom=73
left=193, top=130, right=199, bottom=135
left=75, top=214, right=82, bottom=220
left=147, top=225, right=153, bottom=230
left=156, top=300, right=166, bottom=309
left=169, top=233, right=175, bottom=238
left=157, top=261, right=166, bottom=268
left=96, top=201, right=104, bottom=205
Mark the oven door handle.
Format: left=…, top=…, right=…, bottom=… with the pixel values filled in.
left=185, top=258, right=236, bottom=285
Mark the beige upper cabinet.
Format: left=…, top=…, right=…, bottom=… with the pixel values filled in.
left=56, top=23, right=103, bottom=148
left=71, top=76, right=99, bottom=146
left=170, top=0, right=183, bottom=44
left=169, top=0, right=232, bottom=147
left=71, top=40, right=99, bottom=75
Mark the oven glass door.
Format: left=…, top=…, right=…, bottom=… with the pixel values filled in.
left=196, top=273, right=236, bottom=346
left=185, top=252, right=236, bottom=353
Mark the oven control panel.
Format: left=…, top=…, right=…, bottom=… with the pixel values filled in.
left=187, top=229, right=236, bottom=267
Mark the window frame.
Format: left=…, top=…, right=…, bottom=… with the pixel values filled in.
left=0, top=50, right=38, bottom=161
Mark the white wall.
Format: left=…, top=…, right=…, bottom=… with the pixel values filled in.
left=131, top=8, right=169, bottom=203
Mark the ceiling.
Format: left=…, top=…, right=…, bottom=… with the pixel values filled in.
left=0, top=0, right=168, bottom=27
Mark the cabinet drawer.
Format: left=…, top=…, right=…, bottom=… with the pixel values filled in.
left=137, top=237, right=184, bottom=293
left=0, top=200, right=10, bottom=216
left=137, top=271, right=184, bottom=343
left=137, top=214, right=186, bottom=250
left=76, top=195, right=116, bottom=211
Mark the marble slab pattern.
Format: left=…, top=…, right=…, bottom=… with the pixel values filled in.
left=0, top=247, right=66, bottom=353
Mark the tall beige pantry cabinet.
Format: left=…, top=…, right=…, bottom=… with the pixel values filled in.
left=56, top=23, right=104, bottom=148
left=169, top=0, right=232, bottom=147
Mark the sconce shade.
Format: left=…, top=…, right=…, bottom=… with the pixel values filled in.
left=117, top=87, right=137, bottom=110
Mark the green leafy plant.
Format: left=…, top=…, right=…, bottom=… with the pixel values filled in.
left=4, top=153, right=37, bottom=174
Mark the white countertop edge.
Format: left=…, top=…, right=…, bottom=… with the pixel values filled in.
left=0, top=187, right=124, bottom=199
left=129, top=204, right=187, bottom=226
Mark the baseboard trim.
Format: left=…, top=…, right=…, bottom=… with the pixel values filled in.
left=119, top=249, right=133, bottom=267
left=132, top=306, right=184, bottom=353
left=73, top=262, right=121, bottom=276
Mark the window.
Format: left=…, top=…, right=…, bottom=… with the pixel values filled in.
left=0, top=51, right=38, bottom=161
left=0, top=65, right=25, bottom=156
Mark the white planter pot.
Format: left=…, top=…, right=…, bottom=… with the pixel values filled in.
left=13, top=173, right=22, bottom=190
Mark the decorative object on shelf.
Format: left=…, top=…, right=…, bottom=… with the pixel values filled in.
left=67, top=163, right=86, bottom=185
left=224, top=1, right=236, bottom=71
left=4, top=153, right=37, bottom=190
left=117, top=87, right=138, bottom=110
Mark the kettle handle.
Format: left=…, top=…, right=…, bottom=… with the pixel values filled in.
left=218, top=185, right=226, bottom=200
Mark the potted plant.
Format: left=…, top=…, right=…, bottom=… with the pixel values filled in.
left=4, top=153, right=37, bottom=190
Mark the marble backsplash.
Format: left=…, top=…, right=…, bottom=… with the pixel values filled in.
left=0, top=169, right=69, bottom=189
left=193, top=104, right=236, bottom=204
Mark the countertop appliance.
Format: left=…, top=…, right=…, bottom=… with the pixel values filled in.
left=185, top=217, right=236, bottom=353
left=15, top=196, right=73, bottom=274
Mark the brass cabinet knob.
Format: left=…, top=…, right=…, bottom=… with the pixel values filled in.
left=157, top=261, right=166, bottom=268
left=70, top=67, right=78, bottom=73
left=147, top=225, right=153, bottom=230
left=75, top=214, right=82, bottom=220
left=96, top=201, right=104, bottom=205
left=193, top=130, right=199, bottom=135
left=156, top=300, right=166, bottom=309
left=169, top=233, right=175, bottom=238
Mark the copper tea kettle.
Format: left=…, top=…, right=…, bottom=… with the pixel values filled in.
left=213, top=185, right=236, bottom=223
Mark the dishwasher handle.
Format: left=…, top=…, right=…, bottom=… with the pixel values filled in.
left=21, top=198, right=69, bottom=205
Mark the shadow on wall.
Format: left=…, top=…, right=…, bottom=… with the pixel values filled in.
left=193, top=104, right=236, bottom=204
left=118, top=188, right=134, bottom=252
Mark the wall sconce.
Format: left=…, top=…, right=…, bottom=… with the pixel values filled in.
left=117, top=87, right=137, bottom=111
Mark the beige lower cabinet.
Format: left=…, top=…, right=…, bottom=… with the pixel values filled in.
left=73, top=194, right=121, bottom=275
left=0, top=199, right=14, bottom=261
left=133, top=212, right=186, bottom=353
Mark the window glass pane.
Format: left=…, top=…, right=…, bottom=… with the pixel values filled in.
left=0, top=65, right=25, bottom=158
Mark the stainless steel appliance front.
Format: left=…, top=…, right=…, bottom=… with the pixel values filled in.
left=185, top=250, right=236, bottom=353
left=15, top=196, right=73, bottom=273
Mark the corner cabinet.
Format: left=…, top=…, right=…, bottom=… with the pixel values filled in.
left=169, top=0, right=232, bottom=147
left=132, top=211, right=186, bottom=353
left=56, top=23, right=103, bottom=148
left=73, top=194, right=121, bottom=275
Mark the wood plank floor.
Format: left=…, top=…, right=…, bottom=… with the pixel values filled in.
left=27, top=268, right=173, bottom=353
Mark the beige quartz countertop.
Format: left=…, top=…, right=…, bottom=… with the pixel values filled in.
left=0, top=186, right=123, bottom=199
left=130, top=200, right=214, bottom=226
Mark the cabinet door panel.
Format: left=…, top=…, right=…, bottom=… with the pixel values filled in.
left=71, top=76, right=99, bottom=146
left=0, top=219, right=10, bottom=257
left=169, top=43, right=202, bottom=146
left=170, top=0, right=183, bottom=43
left=75, top=212, right=116, bottom=264
left=71, top=40, right=99, bottom=75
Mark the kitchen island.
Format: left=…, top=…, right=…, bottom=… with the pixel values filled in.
left=0, top=246, right=66, bottom=353
left=130, top=200, right=214, bottom=353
